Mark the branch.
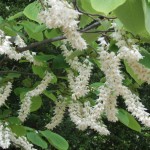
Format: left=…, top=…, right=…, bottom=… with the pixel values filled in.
left=17, top=21, right=101, bottom=52
left=0, top=71, right=35, bottom=76
left=17, top=35, right=66, bottom=52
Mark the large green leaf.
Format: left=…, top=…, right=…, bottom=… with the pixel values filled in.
left=78, top=0, right=99, bottom=14
left=124, top=61, right=144, bottom=85
left=142, top=0, right=150, bottom=34
left=139, top=48, right=150, bottom=69
left=114, top=0, right=146, bottom=34
left=23, top=1, right=42, bottom=22
left=27, top=132, right=48, bottom=149
left=40, top=130, right=69, bottom=150
left=117, top=109, right=141, bottom=132
left=91, top=0, right=126, bottom=15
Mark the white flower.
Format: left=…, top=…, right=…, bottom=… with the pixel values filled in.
left=0, top=123, right=11, bottom=149
left=46, top=101, right=66, bottom=130
left=38, top=0, right=87, bottom=50
left=18, top=72, right=53, bottom=122
left=0, top=82, right=12, bottom=107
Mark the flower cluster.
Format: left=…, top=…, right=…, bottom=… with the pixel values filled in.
left=61, top=45, right=93, bottom=100
left=38, top=0, right=87, bottom=50
left=46, top=100, right=66, bottom=130
left=0, top=30, right=40, bottom=65
left=68, top=101, right=110, bottom=135
left=18, top=72, right=53, bottom=122
left=0, top=123, right=11, bottom=149
left=0, top=82, right=12, bottom=107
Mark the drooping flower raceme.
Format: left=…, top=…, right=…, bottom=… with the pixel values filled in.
left=111, top=23, right=150, bottom=84
left=38, top=0, right=87, bottom=50
left=0, top=30, right=40, bottom=65
left=0, top=123, right=11, bottom=149
left=61, top=45, right=93, bottom=100
left=18, top=72, right=53, bottom=122
left=46, top=100, right=66, bottom=130
left=0, top=82, right=12, bottom=107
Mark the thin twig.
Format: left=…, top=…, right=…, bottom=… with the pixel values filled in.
left=0, top=71, right=35, bottom=76
left=17, top=21, right=102, bottom=52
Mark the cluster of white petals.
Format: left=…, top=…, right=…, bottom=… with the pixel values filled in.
left=94, top=26, right=150, bottom=128
left=0, top=30, right=40, bottom=65
left=69, top=101, right=110, bottom=135
left=111, top=23, right=150, bottom=84
left=0, top=82, right=12, bottom=107
left=10, top=133, right=36, bottom=150
left=46, top=100, right=66, bottom=130
left=18, top=72, right=53, bottom=122
left=61, top=45, right=93, bottom=100
left=39, top=0, right=87, bottom=50
left=0, top=123, right=11, bottom=149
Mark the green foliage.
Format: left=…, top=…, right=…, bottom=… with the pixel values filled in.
left=91, top=0, right=126, bottom=15
left=0, top=0, right=150, bottom=150
left=40, top=130, right=69, bottom=150
left=23, top=1, right=42, bottom=22
left=117, top=109, right=141, bottom=132
left=27, top=132, right=48, bottom=149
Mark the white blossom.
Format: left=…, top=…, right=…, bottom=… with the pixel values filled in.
left=46, top=101, right=66, bottom=130
left=10, top=133, right=36, bottom=150
left=38, top=0, right=87, bottom=50
left=61, top=45, right=93, bottom=100
left=0, top=123, right=11, bottom=149
left=0, top=82, right=12, bottom=107
left=18, top=72, right=53, bottom=122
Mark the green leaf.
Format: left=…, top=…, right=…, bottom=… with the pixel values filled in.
left=79, top=0, right=99, bottom=14
left=43, top=91, right=57, bottom=101
left=30, top=96, right=42, bottom=112
left=83, top=33, right=99, bottom=44
left=44, top=29, right=61, bottom=47
left=8, top=11, right=24, bottom=21
left=21, top=21, right=43, bottom=41
left=32, top=65, right=47, bottom=78
left=14, top=87, right=29, bottom=96
left=91, top=0, right=126, bottom=15
left=67, top=50, right=84, bottom=60
left=114, top=0, right=146, bottom=34
left=124, top=61, right=144, bottom=85
left=40, top=130, right=69, bottom=150
left=34, top=54, right=56, bottom=62
left=6, top=73, right=21, bottom=79
left=139, top=48, right=150, bottom=68
left=90, top=82, right=104, bottom=89
left=27, top=132, right=48, bottom=149
left=117, top=109, right=141, bottom=132
left=10, top=125, right=26, bottom=136
left=23, top=1, right=42, bottom=22
left=22, top=78, right=32, bottom=88
left=52, top=55, right=68, bottom=69
left=79, top=15, right=93, bottom=28
left=142, top=0, right=150, bottom=34
left=7, top=117, right=21, bottom=125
